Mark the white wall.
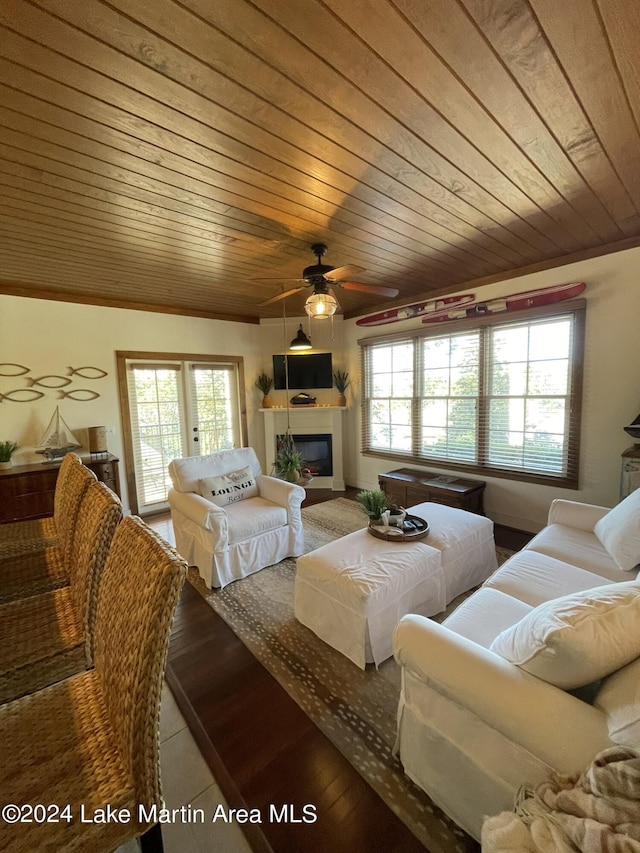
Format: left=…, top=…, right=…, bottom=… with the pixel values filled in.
left=0, top=296, right=263, bottom=512
left=341, top=246, right=640, bottom=532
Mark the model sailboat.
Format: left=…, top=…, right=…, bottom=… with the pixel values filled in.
left=36, top=406, right=81, bottom=461
left=625, top=414, right=640, bottom=441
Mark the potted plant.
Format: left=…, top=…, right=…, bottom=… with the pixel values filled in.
left=255, top=372, right=274, bottom=408
left=0, top=441, right=19, bottom=470
left=334, top=370, right=350, bottom=407
left=355, top=488, right=392, bottom=524
left=276, top=446, right=305, bottom=482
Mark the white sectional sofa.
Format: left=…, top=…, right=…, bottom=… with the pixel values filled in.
left=393, top=491, right=640, bottom=841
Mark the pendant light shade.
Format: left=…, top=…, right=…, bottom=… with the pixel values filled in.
left=289, top=324, right=312, bottom=350
left=304, top=289, right=339, bottom=319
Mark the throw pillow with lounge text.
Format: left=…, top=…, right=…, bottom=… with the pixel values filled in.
left=198, top=466, right=259, bottom=507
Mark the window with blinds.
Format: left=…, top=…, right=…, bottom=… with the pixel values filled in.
left=361, top=304, right=584, bottom=487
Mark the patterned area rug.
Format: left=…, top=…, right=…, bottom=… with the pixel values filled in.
left=188, top=498, right=513, bottom=853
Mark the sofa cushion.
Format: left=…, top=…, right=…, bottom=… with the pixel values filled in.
left=483, top=551, right=619, bottom=608
left=593, top=489, right=640, bottom=572
left=524, top=524, right=631, bottom=582
left=198, top=465, right=258, bottom=507
left=490, top=581, right=640, bottom=689
left=443, top=587, right=534, bottom=649
left=225, top=498, right=287, bottom=544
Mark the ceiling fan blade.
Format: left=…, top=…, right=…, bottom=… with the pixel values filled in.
left=324, top=264, right=366, bottom=282
left=258, top=286, right=306, bottom=306
left=338, top=281, right=400, bottom=298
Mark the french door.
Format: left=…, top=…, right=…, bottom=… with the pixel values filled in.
left=117, top=352, right=246, bottom=514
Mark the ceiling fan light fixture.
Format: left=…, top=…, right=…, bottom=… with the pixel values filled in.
left=289, top=324, right=312, bottom=350
left=305, top=290, right=338, bottom=319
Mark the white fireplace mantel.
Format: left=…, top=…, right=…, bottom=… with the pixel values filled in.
left=260, top=406, right=346, bottom=490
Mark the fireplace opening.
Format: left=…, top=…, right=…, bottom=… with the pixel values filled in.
left=278, top=433, right=333, bottom=477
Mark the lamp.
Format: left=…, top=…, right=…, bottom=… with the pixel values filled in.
left=289, top=324, right=312, bottom=350
left=87, top=426, right=107, bottom=454
left=304, top=289, right=339, bottom=319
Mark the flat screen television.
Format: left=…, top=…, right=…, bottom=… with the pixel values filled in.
left=272, top=352, right=333, bottom=390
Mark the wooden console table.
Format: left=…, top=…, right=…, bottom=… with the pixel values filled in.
left=0, top=454, right=120, bottom=524
left=378, top=468, right=485, bottom=515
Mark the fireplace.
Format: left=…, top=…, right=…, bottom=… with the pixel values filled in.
left=262, top=406, right=346, bottom=490
left=278, top=433, right=333, bottom=477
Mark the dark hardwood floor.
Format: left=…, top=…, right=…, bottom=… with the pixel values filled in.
left=157, top=489, right=531, bottom=853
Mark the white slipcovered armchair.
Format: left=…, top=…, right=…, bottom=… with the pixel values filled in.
left=168, top=447, right=305, bottom=589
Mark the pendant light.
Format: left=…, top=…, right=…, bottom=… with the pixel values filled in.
left=289, top=324, right=312, bottom=350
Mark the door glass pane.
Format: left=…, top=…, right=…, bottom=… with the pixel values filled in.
left=128, top=367, right=185, bottom=510
left=190, top=366, right=238, bottom=454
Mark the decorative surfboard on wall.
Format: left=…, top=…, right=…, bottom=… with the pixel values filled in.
left=355, top=292, right=475, bottom=327
left=420, top=281, right=586, bottom=324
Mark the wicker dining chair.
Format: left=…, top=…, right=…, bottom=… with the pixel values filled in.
left=0, top=461, right=96, bottom=603
left=0, top=451, right=82, bottom=559
left=0, top=515, right=187, bottom=853
left=0, top=480, right=122, bottom=704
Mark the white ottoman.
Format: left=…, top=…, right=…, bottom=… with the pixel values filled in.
left=294, top=502, right=497, bottom=669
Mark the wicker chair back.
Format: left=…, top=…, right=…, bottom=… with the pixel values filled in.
left=56, top=462, right=97, bottom=565
left=68, top=480, right=122, bottom=660
left=92, top=516, right=187, bottom=809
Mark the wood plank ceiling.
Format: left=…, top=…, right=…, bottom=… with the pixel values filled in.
left=1, top=0, right=639, bottom=323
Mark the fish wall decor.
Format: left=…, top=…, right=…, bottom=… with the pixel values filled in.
left=26, top=375, right=72, bottom=388
left=66, top=366, right=108, bottom=380
left=0, top=364, right=31, bottom=376
left=0, top=389, right=45, bottom=403
left=58, top=389, right=101, bottom=401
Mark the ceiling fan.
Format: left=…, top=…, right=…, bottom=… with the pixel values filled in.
left=257, top=243, right=399, bottom=317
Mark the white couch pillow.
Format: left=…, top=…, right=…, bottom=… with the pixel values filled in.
left=490, top=581, right=640, bottom=689
left=198, top=465, right=259, bottom=507
left=594, top=488, right=640, bottom=572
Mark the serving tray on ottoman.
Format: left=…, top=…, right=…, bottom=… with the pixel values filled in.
left=295, top=502, right=497, bottom=669
left=367, top=514, right=429, bottom=541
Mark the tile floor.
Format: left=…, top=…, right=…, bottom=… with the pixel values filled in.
left=116, top=683, right=252, bottom=853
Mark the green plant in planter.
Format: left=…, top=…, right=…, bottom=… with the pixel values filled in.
left=333, top=370, right=350, bottom=393
left=275, top=447, right=305, bottom=482
left=0, top=441, right=19, bottom=463
left=255, top=373, right=274, bottom=395
left=355, top=488, right=392, bottom=521
left=256, top=372, right=275, bottom=408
